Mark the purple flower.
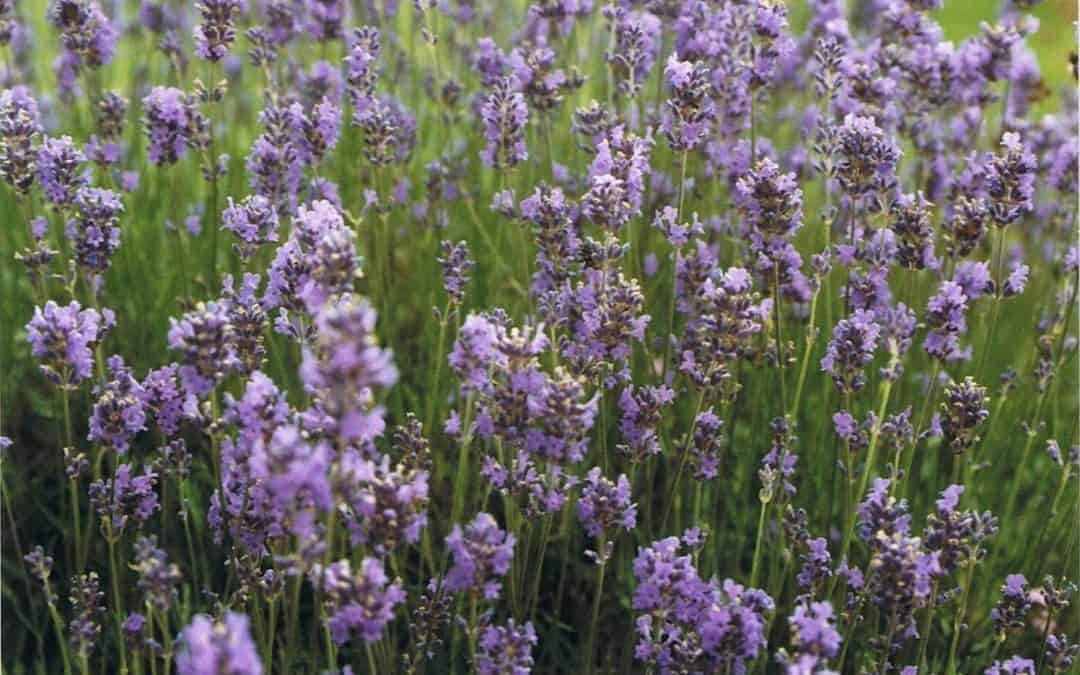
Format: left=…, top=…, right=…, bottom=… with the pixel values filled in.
left=168, top=300, right=237, bottom=397
left=1046, top=634, right=1078, bottom=673
left=480, top=76, right=529, bottom=169
left=661, top=53, right=714, bottom=151
left=984, top=656, right=1036, bottom=675
left=924, top=281, right=970, bottom=362
left=476, top=619, right=538, bottom=675
left=735, top=158, right=803, bottom=239
left=314, top=558, right=406, bottom=645
left=445, top=512, right=515, bottom=600
left=142, top=364, right=185, bottom=436
left=142, top=87, right=192, bottom=166
left=991, top=574, right=1030, bottom=638
left=222, top=194, right=279, bottom=261
left=301, top=294, right=397, bottom=443
left=939, top=377, right=989, bottom=454
left=27, top=300, right=114, bottom=388
left=577, top=467, right=636, bottom=541
left=89, top=355, right=147, bottom=453
left=132, top=535, right=181, bottom=611
left=247, top=103, right=303, bottom=213
left=67, top=186, right=124, bottom=274
left=0, top=86, right=41, bottom=194
left=37, top=135, right=85, bottom=206
left=337, top=452, right=430, bottom=556
left=89, top=463, right=159, bottom=534
left=617, top=385, right=674, bottom=461
left=890, top=192, right=936, bottom=270
left=295, top=98, right=342, bottom=165
left=194, top=0, right=239, bottom=62
left=1003, top=262, right=1029, bottom=296
left=176, top=612, right=262, bottom=675
left=68, top=572, right=104, bottom=658
left=438, top=240, right=474, bottom=305
left=953, top=261, right=993, bottom=300
left=797, top=537, right=832, bottom=593
left=307, top=0, right=346, bottom=41
left=345, top=26, right=380, bottom=116
left=787, top=601, right=841, bottom=661
left=606, top=8, right=662, bottom=97
left=48, top=0, right=116, bottom=71
left=821, top=308, right=880, bottom=394
left=858, top=477, right=910, bottom=541
left=923, top=483, right=998, bottom=572
left=834, top=113, right=901, bottom=197
left=985, top=132, right=1036, bottom=227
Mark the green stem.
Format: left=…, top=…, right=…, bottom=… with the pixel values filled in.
left=586, top=552, right=607, bottom=674
left=749, top=499, right=770, bottom=588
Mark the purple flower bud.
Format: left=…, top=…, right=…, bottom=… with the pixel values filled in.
left=176, top=612, right=262, bottom=675
left=89, top=355, right=147, bottom=454
left=445, top=512, right=515, bottom=600
left=313, top=558, right=406, bottom=645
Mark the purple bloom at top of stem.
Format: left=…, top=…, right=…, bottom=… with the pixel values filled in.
left=27, top=300, right=115, bottom=388
left=479, top=76, right=529, bottom=170
left=142, top=86, right=193, bottom=166
left=924, top=280, right=971, bottom=362
left=89, top=355, right=147, bottom=454
left=577, top=466, right=637, bottom=540
left=787, top=600, right=842, bottom=661
left=991, top=574, right=1030, bottom=638
left=834, top=113, right=901, bottom=197
left=438, top=240, right=474, bottom=306
left=985, top=131, right=1036, bottom=227
left=821, top=308, right=880, bottom=394
left=939, top=377, right=989, bottom=455
left=176, top=612, right=262, bottom=675
left=857, top=477, right=911, bottom=541
left=194, top=0, right=240, bottom=62
left=661, top=53, right=715, bottom=152
left=617, top=385, right=674, bottom=462
left=984, top=656, right=1036, bottom=675
left=952, top=261, right=993, bottom=300
left=445, top=512, right=515, bottom=600
left=88, top=462, right=159, bottom=534
left=345, top=26, right=381, bottom=116
left=67, top=186, right=124, bottom=275
left=476, top=618, right=538, bottom=675
left=301, top=294, right=397, bottom=443
left=37, top=135, right=86, bottom=206
left=48, top=0, right=116, bottom=69
left=313, top=557, right=406, bottom=645
left=735, top=157, right=803, bottom=239
left=222, top=194, right=279, bottom=261
left=168, top=300, right=238, bottom=397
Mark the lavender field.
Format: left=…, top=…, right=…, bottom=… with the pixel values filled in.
left=1, top=0, right=1078, bottom=673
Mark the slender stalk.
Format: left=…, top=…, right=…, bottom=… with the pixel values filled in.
left=946, top=560, right=975, bottom=674
left=585, top=540, right=607, bottom=674
left=107, top=531, right=130, bottom=675
left=916, top=581, right=940, bottom=671
left=749, top=499, right=769, bottom=588
left=661, top=152, right=689, bottom=382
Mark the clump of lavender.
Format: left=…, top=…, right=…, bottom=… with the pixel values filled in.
left=301, top=294, right=397, bottom=443
left=313, top=558, right=406, bottom=645
left=68, top=572, right=105, bottom=659
left=779, top=601, right=842, bottom=671
left=193, top=0, right=239, bottom=62
left=222, top=195, right=279, bottom=262
left=661, top=54, right=714, bottom=151
left=617, top=385, right=674, bottom=461
left=939, top=377, right=989, bottom=455
left=922, top=484, right=998, bottom=573
left=890, top=191, right=936, bottom=270
left=990, top=574, right=1030, bottom=640
left=26, top=300, right=114, bottom=388
left=143, top=87, right=194, bottom=166
left=834, top=113, right=900, bottom=200
left=984, top=656, right=1036, bottom=674
left=89, top=463, right=159, bottom=535
left=345, top=26, right=381, bottom=117
left=176, top=612, right=262, bottom=675
left=480, top=76, right=529, bottom=169
left=476, top=619, right=538, bottom=675
left=445, top=512, right=515, bottom=600
left=821, top=308, right=880, bottom=394
left=577, top=467, right=636, bottom=546
left=605, top=8, right=661, bottom=98
left=924, top=281, right=971, bottom=362
left=89, top=355, right=147, bottom=454
left=132, top=535, right=181, bottom=611
left=67, top=186, right=124, bottom=276
left=0, top=87, right=42, bottom=195
left=168, top=299, right=237, bottom=397
left=438, top=240, right=474, bottom=306
left=37, top=135, right=86, bottom=207
left=985, top=132, right=1035, bottom=227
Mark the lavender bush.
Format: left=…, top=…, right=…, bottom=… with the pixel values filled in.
left=1, top=0, right=1077, bottom=673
